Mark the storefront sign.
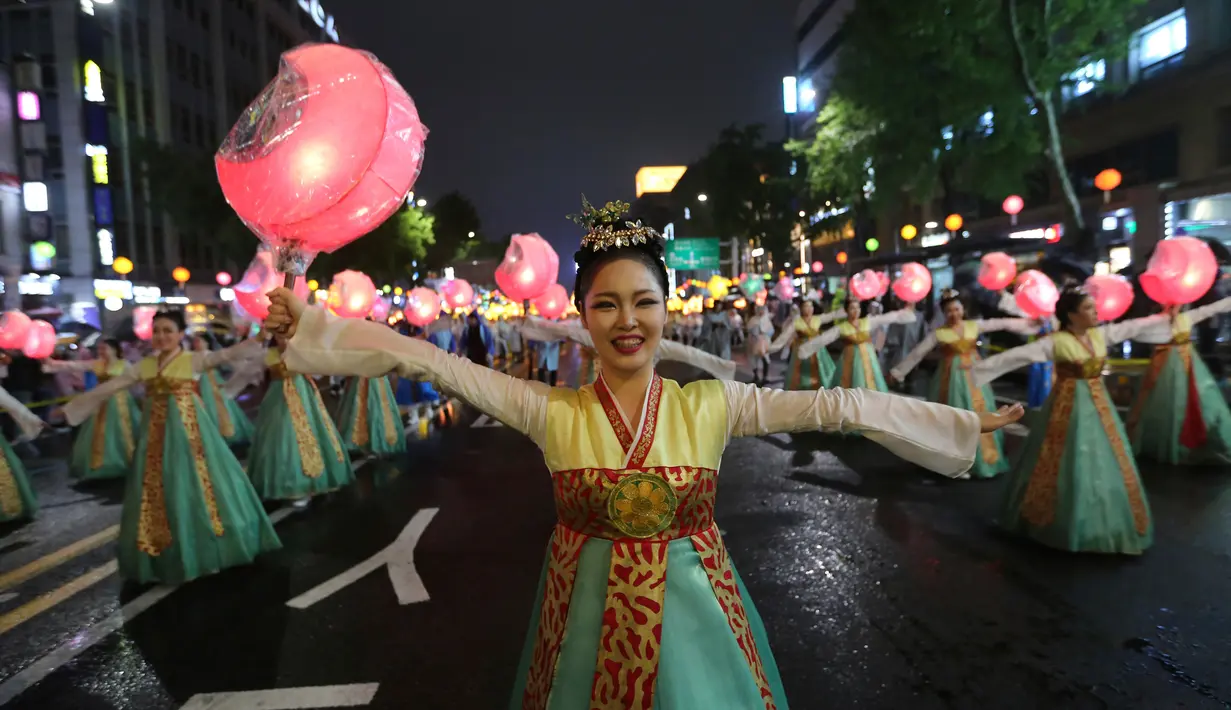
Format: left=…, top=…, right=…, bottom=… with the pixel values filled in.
left=83, top=61, right=104, bottom=103
left=133, top=285, right=162, bottom=304
left=94, top=278, right=133, bottom=301
left=87, top=144, right=108, bottom=185
left=811, top=221, right=855, bottom=248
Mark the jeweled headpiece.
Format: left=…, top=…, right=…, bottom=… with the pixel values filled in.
left=940, top=288, right=961, bottom=301
left=569, top=195, right=662, bottom=252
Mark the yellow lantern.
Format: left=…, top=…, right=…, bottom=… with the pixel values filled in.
left=112, top=256, right=134, bottom=276
left=707, top=275, right=730, bottom=300
left=307, top=279, right=319, bottom=291
left=900, top=224, right=918, bottom=240
left=944, top=214, right=963, bottom=231
left=172, top=266, right=190, bottom=283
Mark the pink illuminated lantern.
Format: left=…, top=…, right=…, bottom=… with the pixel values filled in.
left=532, top=284, right=569, bottom=320
left=775, top=277, right=796, bottom=301
left=1084, top=274, right=1135, bottom=321
left=404, top=287, right=441, bottom=327
left=326, top=270, right=377, bottom=319
left=849, top=269, right=881, bottom=301
left=874, top=270, right=891, bottom=298
left=495, top=233, right=559, bottom=301
left=1014, top=270, right=1060, bottom=318
left=133, top=306, right=158, bottom=341
left=979, top=252, right=1017, bottom=291
left=232, top=247, right=310, bottom=321
left=1141, top=237, right=1218, bottom=306
left=892, top=262, right=932, bottom=304
left=216, top=271, right=232, bottom=286
left=370, top=297, right=391, bottom=321
left=215, top=44, right=428, bottom=271
left=21, top=320, right=56, bottom=359
left=441, top=279, right=475, bottom=310
left=811, top=261, right=823, bottom=274
left=0, top=311, right=32, bottom=350
left=1003, top=195, right=1024, bottom=225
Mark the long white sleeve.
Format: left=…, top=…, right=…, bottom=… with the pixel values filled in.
left=1185, top=296, right=1231, bottom=326
left=0, top=385, right=43, bottom=441
left=285, top=307, right=550, bottom=446
left=41, top=359, right=98, bottom=374
left=1102, top=314, right=1172, bottom=345
left=971, top=339, right=1054, bottom=387
left=977, top=318, right=1037, bottom=336
left=768, top=327, right=795, bottom=354
left=998, top=291, right=1026, bottom=317
left=62, top=367, right=140, bottom=427
left=889, top=332, right=938, bottom=381
left=817, top=310, right=846, bottom=326
left=520, top=316, right=735, bottom=380
left=870, top=308, right=918, bottom=328
left=520, top=317, right=586, bottom=346
left=795, top=326, right=844, bottom=360
left=192, top=338, right=265, bottom=373
left=723, top=381, right=979, bottom=478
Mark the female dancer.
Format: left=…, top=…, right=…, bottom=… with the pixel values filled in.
left=63, top=310, right=280, bottom=584
left=798, top=298, right=917, bottom=391
left=746, top=304, right=775, bottom=385
left=336, top=370, right=406, bottom=459
left=1126, top=296, right=1231, bottom=464
left=888, top=289, right=1036, bottom=478
left=767, top=298, right=838, bottom=390
left=42, top=338, right=141, bottom=481
left=972, top=287, right=1170, bottom=554
left=265, top=198, right=1021, bottom=708
left=192, top=334, right=256, bottom=446
left=0, top=385, right=46, bottom=522
left=248, top=340, right=353, bottom=501
left=997, top=291, right=1055, bottom=407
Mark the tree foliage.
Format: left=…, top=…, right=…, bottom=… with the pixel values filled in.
left=424, top=191, right=484, bottom=269
left=310, top=205, right=435, bottom=283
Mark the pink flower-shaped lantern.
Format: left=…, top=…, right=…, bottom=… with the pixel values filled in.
left=1084, top=274, right=1134, bottom=321
left=891, top=262, right=932, bottom=304
left=495, top=233, right=559, bottom=301
left=1014, top=270, right=1059, bottom=318
left=327, top=270, right=377, bottom=319
left=133, top=306, right=158, bottom=341
left=1141, top=237, right=1218, bottom=306
left=22, top=320, right=56, bottom=359
left=978, top=252, right=1017, bottom=291
left=441, top=278, right=475, bottom=310
left=0, top=311, right=32, bottom=350
left=232, top=247, right=309, bottom=321
left=849, top=269, right=881, bottom=301
left=405, top=287, right=441, bottom=327
left=370, top=297, right=392, bottom=321
left=532, top=283, right=569, bottom=321
left=774, top=277, right=796, bottom=301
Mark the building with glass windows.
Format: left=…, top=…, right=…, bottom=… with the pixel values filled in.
left=786, top=0, right=854, bottom=138
left=0, top=0, right=341, bottom=323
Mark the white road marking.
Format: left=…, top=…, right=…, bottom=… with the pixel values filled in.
left=286, top=508, right=439, bottom=609
left=471, top=413, right=490, bottom=428
left=180, top=683, right=379, bottom=709
left=0, top=592, right=16, bottom=605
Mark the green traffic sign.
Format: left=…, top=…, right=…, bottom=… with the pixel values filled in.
left=665, top=238, right=721, bottom=270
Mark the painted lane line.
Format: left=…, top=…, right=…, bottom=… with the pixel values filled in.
left=0, top=561, right=119, bottom=636
left=0, top=525, right=120, bottom=593
left=472, top=413, right=490, bottom=428
left=0, top=593, right=16, bottom=605
left=286, top=507, right=439, bottom=609
left=0, top=584, right=176, bottom=705
left=180, top=683, right=379, bottom=709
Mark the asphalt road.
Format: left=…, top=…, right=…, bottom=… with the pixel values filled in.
left=0, top=346, right=1229, bottom=709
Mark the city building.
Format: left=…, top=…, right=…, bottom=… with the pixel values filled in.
left=0, top=0, right=342, bottom=324
left=785, top=0, right=854, bottom=138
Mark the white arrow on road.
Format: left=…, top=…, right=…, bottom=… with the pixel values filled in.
left=180, top=683, right=379, bottom=709
left=286, top=508, right=439, bottom=609
left=471, top=414, right=503, bottom=428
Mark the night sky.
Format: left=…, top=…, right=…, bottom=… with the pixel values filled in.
left=329, top=0, right=797, bottom=284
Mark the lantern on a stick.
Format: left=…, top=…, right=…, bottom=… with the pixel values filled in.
left=1014, top=270, right=1059, bottom=318
left=978, top=252, right=1017, bottom=291
left=172, top=266, right=190, bottom=286
left=811, top=260, right=823, bottom=274
left=874, top=270, right=891, bottom=298
left=849, top=269, right=881, bottom=301
left=1002, top=195, right=1024, bottom=225
left=495, top=233, right=559, bottom=301
left=0, top=311, right=32, bottom=350
left=1094, top=169, right=1122, bottom=204
left=371, top=298, right=392, bottom=321
left=133, top=306, right=157, bottom=341
left=774, top=277, right=796, bottom=301
left=532, top=283, right=569, bottom=320
left=891, top=262, right=932, bottom=304
left=405, top=287, right=441, bottom=327
left=900, top=224, right=917, bottom=241
left=22, top=320, right=55, bottom=359
left=944, top=214, right=963, bottom=232
left=836, top=251, right=848, bottom=265
left=441, top=279, right=475, bottom=310
left=1140, top=236, right=1218, bottom=306
left=216, top=43, right=427, bottom=293
left=327, top=270, right=377, bottom=319
left=1084, top=274, right=1134, bottom=321
left=232, top=246, right=310, bottom=321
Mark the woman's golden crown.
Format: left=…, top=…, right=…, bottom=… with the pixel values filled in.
left=569, top=196, right=662, bottom=252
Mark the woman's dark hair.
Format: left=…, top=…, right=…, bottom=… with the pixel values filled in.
left=100, top=338, right=121, bottom=355
left=844, top=295, right=862, bottom=309
left=152, top=309, right=186, bottom=332
left=1054, top=286, right=1091, bottom=328
left=939, top=289, right=962, bottom=310
left=573, top=240, right=670, bottom=311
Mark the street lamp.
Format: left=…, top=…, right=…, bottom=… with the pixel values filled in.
left=467, top=231, right=475, bottom=239
left=416, top=198, right=427, bottom=207
left=697, top=193, right=708, bottom=202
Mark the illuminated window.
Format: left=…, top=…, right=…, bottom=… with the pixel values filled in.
left=1135, top=10, right=1186, bottom=73
left=797, top=78, right=817, bottom=113
left=83, top=60, right=105, bottom=102
left=1064, top=59, right=1105, bottom=100
left=16, top=91, right=39, bottom=120
left=22, top=182, right=48, bottom=212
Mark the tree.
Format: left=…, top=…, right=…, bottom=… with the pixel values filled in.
left=309, top=205, right=435, bottom=283
left=424, top=191, right=483, bottom=269
left=786, top=94, right=879, bottom=214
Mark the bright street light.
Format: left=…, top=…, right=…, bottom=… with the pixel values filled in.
left=798, top=210, right=805, bottom=217
left=697, top=193, right=708, bottom=202
left=416, top=198, right=427, bottom=207
left=467, top=231, right=475, bottom=238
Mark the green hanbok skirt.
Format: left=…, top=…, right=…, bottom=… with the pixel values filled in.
left=336, top=376, right=406, bottom=457
left=69, top=389, right=141, bottom=481
left=197, top=370, right=255, bottom=446
left=0, top=436, right=37, bottom=522
left=1128, top=344, right=1231, bottom=465
left=834, top=341, right=887, bottom=392
left=929, top=353, right=1008, bottom=479
left=248, top=372, right=354, bottom=500
left=785, top=345, right=834, bottom=390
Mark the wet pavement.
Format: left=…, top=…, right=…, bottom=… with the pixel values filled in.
left=1, top=347, right=1230, bottom=709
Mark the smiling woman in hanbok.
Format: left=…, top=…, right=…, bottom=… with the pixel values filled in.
left=973, top=288, right=1171, bottom=554
left=248, top=343, right=353, bottom=501
left=798, top=298, right=917, bottom=392
left=888, top=290, right=1035, bottom=479
left=1126, top=296, right=1231, bottom=464
left=42, top=338, right=141, bottom=481
left=63, top=310, right=280, bottom=584
left=768, top=299, right=837, bottom=390
left=263, top=198, right=1021, bottom=709
left=191, top=334, right=255, bottom=446
left=0, top=385, right=45, bottom=522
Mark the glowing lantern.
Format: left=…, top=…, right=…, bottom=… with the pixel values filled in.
left=215, top=43, right=427, bottom=276
left=836, top=251, right=848, bottom=265
left=811, top=261, right=823, bottom=274
left=1141, top=237, right=1218, bottom=306
left=874, top=270, right=891, bottom=298
left=112, top=256, right=134, bottom=276
left=441, top=278, right=475, bottom=309
left=891, top=263, right=932, bottom=304
left=133, top=306, right=157, bottom=341
left=1014, top=270, right=1060, bottom=318
left=743, top=275, right=764, bottom=294
left=532, top=283, right=569, bottom=320
left=0, top=311, right=32, bottom=350
left=495, top=232, right=559, bottom=301
left=1094, top=168, right=1122, bottom=200
left=232, top=246, right=310, bottom=321
left=900, top=224, right=917, bottom=240
left=21, top=320, right=56, bottom=359
left=865, top=238, right=880, bottom=252
left=172, top=266, right=190, bottom=284
left=1002, top=195, right=1024, bottom=225
left=775, top=277, right=796, bottom=301
left=978, top=252, right=1017, bottom=291
left=215, top=271, right=232, bottom=286
left=944, top=214, right=963, bottom=232
left=707, top=275, right=730, bottom=300
left=1084, top=274, right=1134, bottom=321
left=327, top=270, right=378, bottom=318
left=405, top=287, right=441, bottom=327
left=849, top=269, right=881, bottom=301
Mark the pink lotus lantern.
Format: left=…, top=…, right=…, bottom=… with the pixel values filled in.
left=21, top=320, right=56, bottom=359
left=811, top=261, right=823, bottom=274
left=216, top=43, right=427, bottom=285
left=0, top=311, right=32, bottom=350
left=441, top=278, right=475, bottom=310
left=849, top=269, right=881, bottom=301
left=1084, top=274, right=1134, bottom=321
left=133, top=306, right=157, bottom=341
left=892, top=262, right=932, bottom=304
left=495, top=233, right=559, bottom=302
left=370, top=297, right=392, bottom=321
left=405, top=287, right=441, bottom=327
left=326, top=270, right=377, bottom=319
left=232, top=247, right=310, bottom=321
left=874, top=270, right=891, bottom=298
left=215, top=271, right=232, bottom=286
left=1014, top=270, right=1059, bottom=318
left=774, top=277, right=796, bottom=301
left=1141, top=237, right=1218, bottom=306
left=532, top=283, right=569, bottom=320
left=978, top=252, right=1017, bottom=291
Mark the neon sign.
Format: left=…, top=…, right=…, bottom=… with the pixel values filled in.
left=297, top=0, right=339, bottom=42
left=83, top=61, right=104, bottom=103
left=87, top=145, right=109, bottom=184
left=97, top=228, right=114, bottom=265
